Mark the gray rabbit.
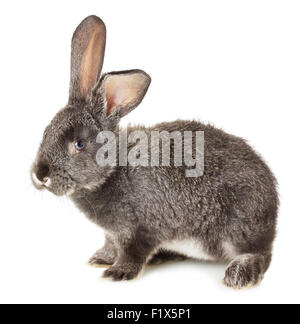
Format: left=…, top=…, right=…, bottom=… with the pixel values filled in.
left=31, top=15, right=278, bottom=289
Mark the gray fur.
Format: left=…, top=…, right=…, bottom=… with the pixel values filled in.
left=31, top=15, right=278, bottom=289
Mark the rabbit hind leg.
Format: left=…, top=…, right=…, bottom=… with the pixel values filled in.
left=223, top=251, right=272, bottom=289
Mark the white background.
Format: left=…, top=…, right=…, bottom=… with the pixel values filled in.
left=0, top=0, right=299, bottom=304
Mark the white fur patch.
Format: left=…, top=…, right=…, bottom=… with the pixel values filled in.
left=32, top=173, right=51, bottom=188
left=160, top=239, right=215, bottom=261
left=44, top=177, right=51, bottom=187
left=222, top=241, right=238, bottom=261
left=83, top=183, right=99, bottom=191
left=66, top=188, right=75, bottom=196
left=32, top=173, right=42, bottom=186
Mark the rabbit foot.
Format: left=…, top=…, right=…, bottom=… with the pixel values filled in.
left=88, top=250, right=115, bottom=267
left=103, top=264, right=141, bottom=281
left=223, top=253, right=270, bottom=289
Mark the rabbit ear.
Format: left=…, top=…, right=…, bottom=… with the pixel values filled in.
left=99, top=70, right=151, bottom=117
left=69, top=15, right=106, bottom=104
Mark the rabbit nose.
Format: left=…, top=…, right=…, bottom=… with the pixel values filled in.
left=36, top=162, right=50, bottom=182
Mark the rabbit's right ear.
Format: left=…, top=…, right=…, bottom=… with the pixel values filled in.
left=69, top=16, right=106, bottom=104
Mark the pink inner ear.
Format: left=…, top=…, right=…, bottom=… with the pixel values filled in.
left=106, top=93, right=118, bottom=115
left=105, top=73, right=147, bottom=115
left=79, top=29, right=105, bottom=98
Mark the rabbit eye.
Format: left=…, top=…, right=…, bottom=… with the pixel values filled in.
left=75, top=140, right=85, bottom=152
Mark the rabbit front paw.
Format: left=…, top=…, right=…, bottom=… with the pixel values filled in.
left=88, top=250, right=115, bottom=267
left=103, top=264, right=141, bottom=281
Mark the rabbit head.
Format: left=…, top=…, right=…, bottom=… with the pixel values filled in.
left=31, top=15, right=151, bottom=196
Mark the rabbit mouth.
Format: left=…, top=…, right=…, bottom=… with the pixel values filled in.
left=31, top=172, right=49, bottom=191
left=31, top=169, right=76, bottom=196
left=46, top=178, right=76, bottom=196
left=43, top=182, right=76, bottom=197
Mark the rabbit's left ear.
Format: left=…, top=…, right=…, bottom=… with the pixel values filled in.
left=98, top=70, right=151, bottom=117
